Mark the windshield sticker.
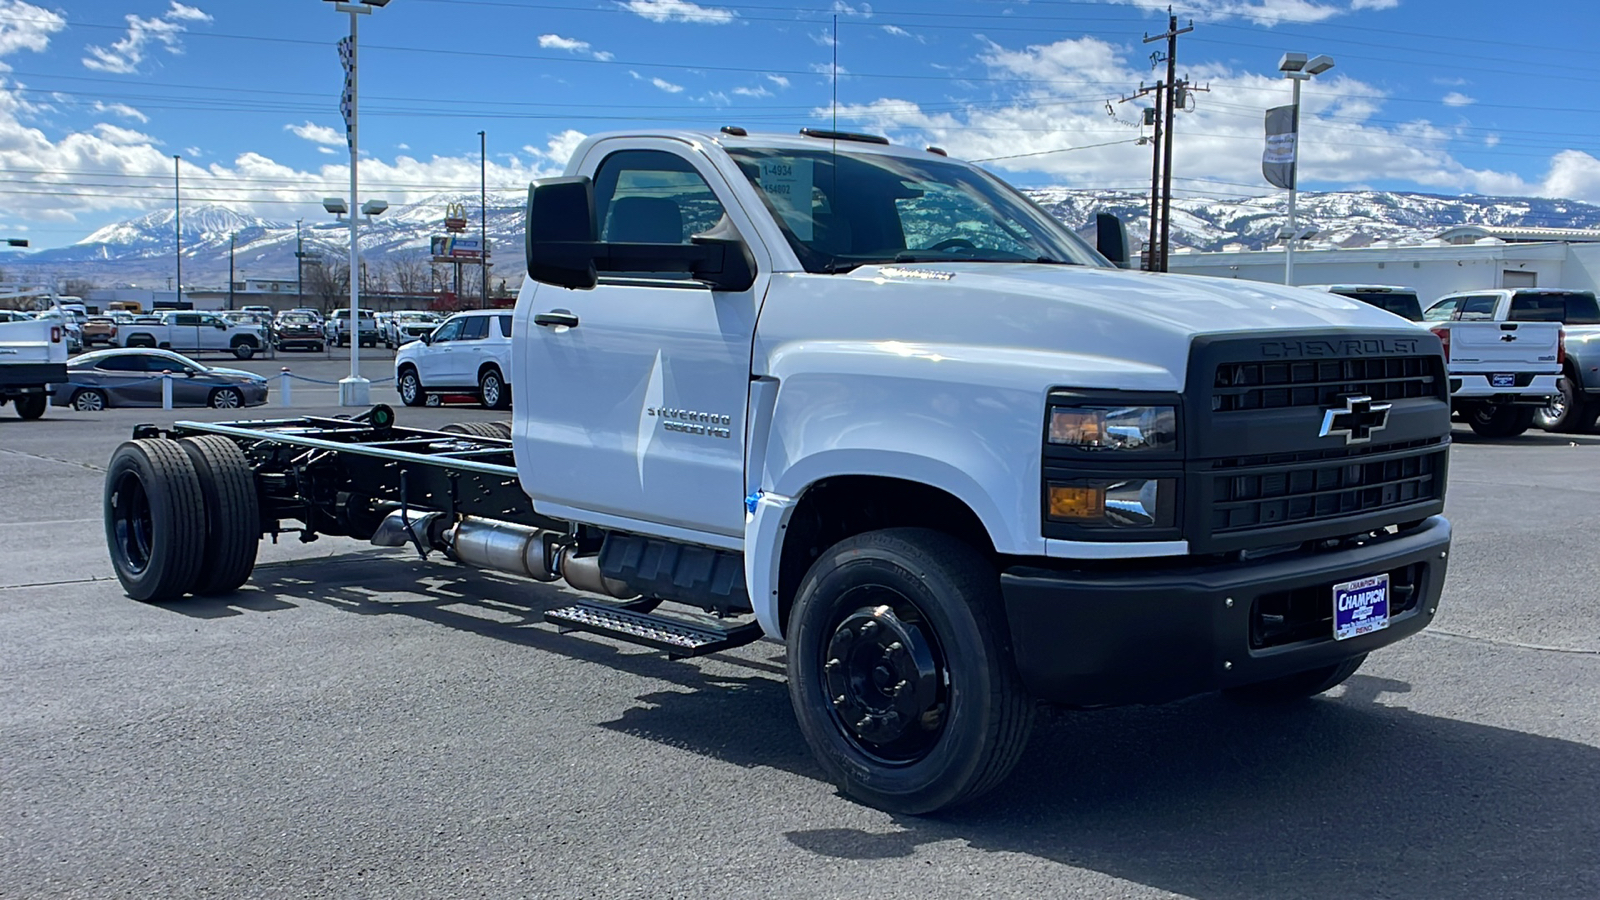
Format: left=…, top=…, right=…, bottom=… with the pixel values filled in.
left=758, top=158, right=814, bottom=241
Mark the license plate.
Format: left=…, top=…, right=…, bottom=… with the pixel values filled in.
left=1491, top=373, right=1515, bottom=388
left=1333, top=574, right=1390, bottom=641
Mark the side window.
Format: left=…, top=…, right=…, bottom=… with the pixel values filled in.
left=459, top=316, right=490, bottom=341
left=98, top=355, right=143, bottom=372
left=173, top=314, right=201, bottom=327
left=431, top=318, right=464, bottom=343
left=1458, top=296, right=1498, bottom=321
left=592, top=149, right=726, bottom=245
left=1423, top=298, right=1460, bottom=322
left=497, top=315, right=512, bottom=338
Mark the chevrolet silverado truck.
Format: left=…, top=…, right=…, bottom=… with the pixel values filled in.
left=1423, top=290, right=1565, bottom=437
left=100, top=128, right=1453, bottom=814
left=118, top=311, right=268, bottom=360
left=0, top=315, right=69, bottom=419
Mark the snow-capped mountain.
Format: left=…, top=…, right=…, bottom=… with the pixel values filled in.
left=6, top=190, right=1600, bottom=288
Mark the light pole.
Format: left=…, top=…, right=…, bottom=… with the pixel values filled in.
left=479, top=129, right=488, bottom=308
left=1277, top=51, right=1333, bottom=286
left=228, top=232, right=237, bottom=310
left=295, top=218, right=306, bottom=307
left=325, top=0, right=390, bottom=405
left=173, top=154, right=182, bottom=305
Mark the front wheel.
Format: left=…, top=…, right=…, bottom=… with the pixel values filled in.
left=13, top=393, right=47, bottom=420
left=479, top=368, right=509, bottom=410
left=209, top=387, right=244, bottom=409
left=786, top=528, right=1034, bottom=815
left=1466, top=403, right=1534, bottom=438
left=398, top=368, right=425, bottom=407
left=1224, top=654, right=1367, bottom=703
left=73, top=389, right=108, bottom=412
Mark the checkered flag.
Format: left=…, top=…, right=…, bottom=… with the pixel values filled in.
left=338, top=36, right=356, bottom=151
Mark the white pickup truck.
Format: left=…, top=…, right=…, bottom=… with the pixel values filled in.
left=1423, top=291, right=1564, bottom=437
left=101, top=128, right=1455, bottom=814
left=118, top=311, right=268, bottom=360
left=0, top=315, right=69, bottom=419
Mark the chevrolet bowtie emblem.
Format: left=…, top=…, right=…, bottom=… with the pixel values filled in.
left=1320, top=395, right=1391, bottom=444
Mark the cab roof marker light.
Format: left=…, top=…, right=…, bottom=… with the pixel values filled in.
left=798, top=128, right=890, bottom=146
left=720, top=125, right=748, bottom=137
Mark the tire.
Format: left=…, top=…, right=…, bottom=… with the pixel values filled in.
left=232, top=342, right=256, bottom=360
left=178, top=436, right=260, bottom=596
left=398, top=367, right=426, bottom=407
left=1534, top=376, right=1599, bottom=434
left=786, top=528, right=1034, bottom=815
left=1223, top=654, right=1367, bottom=703
left=13, top=393, right=47, bottom=420
left=72, top=389, right=108, bottom=412
left=440, top=421, right=511, bottom=440
left=479, top=367, right=509, bottom=410
left=104, top=439, right=207, bottom=602
left=210, top=387, right=244, bottom=410
left=1466, top=403, right=1534, bottom=438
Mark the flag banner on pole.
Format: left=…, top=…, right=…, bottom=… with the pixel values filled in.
left=338, top=36, right=356, bottom=152
left=1263, top=104, right=1298, bottom=190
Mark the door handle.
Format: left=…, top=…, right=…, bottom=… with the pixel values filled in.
left=534, top=310, right=580, bottom=328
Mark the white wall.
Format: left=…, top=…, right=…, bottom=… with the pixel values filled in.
left=1169, top=242, right=1581, bottom=305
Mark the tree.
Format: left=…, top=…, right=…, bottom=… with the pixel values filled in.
left=391, top=251, right=429, bottom=296
left=304, top=254, right=350, bottom=314
left=59, top=277, right=98, bottom=297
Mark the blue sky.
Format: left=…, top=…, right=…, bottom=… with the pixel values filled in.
left=0, top=0, right=1595, bottom=248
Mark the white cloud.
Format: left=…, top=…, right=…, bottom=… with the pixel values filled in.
left=1094, top=0, right=1357, bottom=25
left=317, top=147, right=336, bottom=155
left=1484, top=134, right=1500, bottom=148
left=619, top=0, right=737, bottom=25
left=1442, top=92, right=1475, bottom=107
left=732, top=85, right=771, bottom=98
left=537, top=33, right=614, bottom=61
left=0, top=0, right=65, bottom=62
left=93, top=123, right=158, bottom=146
left=83, top=1, right=213, bottom=75
left=881, top=24, right=922, bottom=41
left=285, top=121, right=345, bottom=147
left=651, top=77, right=684, bottom=93
left=91, top=101, right=148, bottom=123
left=831, top=1, right=872, bottom=17
left=522, top=129, right=587, bottom=168
left=183, top=145, right=200, bottom=157
left=1350, top=0, right=1399, bottom=8
left=765, top=74, right=790, bottom=89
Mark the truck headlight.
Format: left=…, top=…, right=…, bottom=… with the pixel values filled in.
left=1048, top=405, right=1177, bottom=451
left=1047, top=479, right=1175, bottom=528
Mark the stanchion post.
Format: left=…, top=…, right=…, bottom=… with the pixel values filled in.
left=161, top=371, right=173, bottom=410
left=280, top=368, right=292, bottom=407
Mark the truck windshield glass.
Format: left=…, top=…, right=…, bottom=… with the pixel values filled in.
left=1340, top=291, right=1424, bottom=321
left=726, top=148, right=1106, bottom=273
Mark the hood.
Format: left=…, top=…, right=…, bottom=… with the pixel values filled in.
left=209, top=366, right=266, bottom=382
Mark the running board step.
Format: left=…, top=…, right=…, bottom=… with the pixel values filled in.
left=544, top=600, right=763, bottom=659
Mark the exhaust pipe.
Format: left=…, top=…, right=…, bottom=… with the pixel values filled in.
left=426, top=515, right=637, bottom=599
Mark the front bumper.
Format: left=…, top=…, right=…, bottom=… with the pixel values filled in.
left=1449, top=372, right=1557, bottom=402
left=1000, top=516, right=1451, bottom=707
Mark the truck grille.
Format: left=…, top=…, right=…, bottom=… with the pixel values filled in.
left=1209, top=440, right=1445, bottom=534
left=1213, top=356, right=1444, bottom=412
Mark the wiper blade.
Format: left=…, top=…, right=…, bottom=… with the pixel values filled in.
left=820, top=261, right=865, bottom=274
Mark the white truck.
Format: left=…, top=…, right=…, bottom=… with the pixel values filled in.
left=1423, top=290, right=1564, bottom=437
left=118, top=311, right=269, bottom=360
left=0, top=315, right=69, bottom=419
left=99, top=128, right=1454, bottom=814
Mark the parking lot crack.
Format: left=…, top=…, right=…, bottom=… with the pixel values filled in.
left=0, top=447, right=106, bottom=473
left=1425, top=628, right=1600, bottom=656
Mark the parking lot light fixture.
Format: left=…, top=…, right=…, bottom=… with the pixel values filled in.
left=1277, top=51, right=1334, bottom=286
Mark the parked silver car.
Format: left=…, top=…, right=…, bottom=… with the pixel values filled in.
left=51, top=348, right=269, bottom=411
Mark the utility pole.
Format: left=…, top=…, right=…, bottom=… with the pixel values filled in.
left=479, top=129, right=488, bottom=309
left=1139, top=7, right=1194, bottom=273
left=173, top=154, right=182, bottom=302
left=228, top=232, right=236, bottom=310
left=296, top=219, right=305, bottom=305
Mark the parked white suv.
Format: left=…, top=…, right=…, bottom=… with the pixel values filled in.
left=394, top=309, right=514, bottom=409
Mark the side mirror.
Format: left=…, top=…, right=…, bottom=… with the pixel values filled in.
left=421, top=332, right=434, bottom=345
left=526, top=176, right=599, bottom=289
left=214, top=322, right=227, bottom=330
left=1095, top=213, right=1131, bottom=269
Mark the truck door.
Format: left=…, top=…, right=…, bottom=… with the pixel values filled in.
left=520, top=143, right=768, bottom=542
left=170, top=313, right=203, bottom=351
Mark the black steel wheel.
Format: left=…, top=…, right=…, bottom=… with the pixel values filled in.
left=210, top=387, right=244, bottom=409
left=1467, top=403, right=1534, bottom=438
left=13, top=393, right=47, bottom=420
left=73, top=389, right=108, bottom=412
left=103, top=439, right=207, bottom=602
left=786, top=528, right=1033, bottom=814
left=232, top=342, right=256, bottom=360
left=479, top=367, right=510, bottom=410
left=178, top=436, right=260, bottom=595
left=1224, top=654, right=1367, bottom=703
left=398, top=367, right=426, bottom=407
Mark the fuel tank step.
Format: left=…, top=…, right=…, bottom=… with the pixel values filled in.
left=544, top=600, right=763, bottom=659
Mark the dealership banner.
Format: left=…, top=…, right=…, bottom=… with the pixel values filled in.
left=1263, top=104, right=1299, bottom=190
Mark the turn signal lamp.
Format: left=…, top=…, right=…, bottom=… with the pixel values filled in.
left=1048, top=484, right=1105, bottom=521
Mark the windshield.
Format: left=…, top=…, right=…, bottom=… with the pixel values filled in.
left=1338, top=291, right=1424, bottom=322
left=726, top=148, right=1106, bottom=273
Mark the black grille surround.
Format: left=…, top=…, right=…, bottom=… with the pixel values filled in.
left=1183, top=329, right=1451, bottom=554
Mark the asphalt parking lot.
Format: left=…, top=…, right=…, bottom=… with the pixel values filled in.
left=2, top=375, right=1598, bottom=898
